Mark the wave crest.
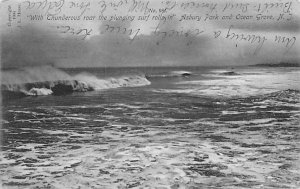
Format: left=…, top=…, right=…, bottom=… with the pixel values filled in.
left=73, top=73, right=150, bottom=90
left=1, top=67, right=151, bottom=97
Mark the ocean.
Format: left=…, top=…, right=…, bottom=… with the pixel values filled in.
left=1, top=66, right=300, bottom=188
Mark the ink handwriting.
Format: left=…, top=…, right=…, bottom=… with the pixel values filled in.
left=23, top=0, right=65, bottom=15
left=101, top=24, right=141, bottom=42
left=57, top=25, right=92, bottom=39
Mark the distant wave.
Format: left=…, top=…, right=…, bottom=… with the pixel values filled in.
left=219, top=71, right=240, bottom=76
left=1, top=66, right=151, bottom=98
left=146, top=70, right=192, bottom=78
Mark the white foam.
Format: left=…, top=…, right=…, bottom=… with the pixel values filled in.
left=24, top=88, right=53, bottom=96
left=226, top=118, right=275, bottom=124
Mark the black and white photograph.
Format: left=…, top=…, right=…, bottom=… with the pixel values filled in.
left=0, top=0, right=300, bottom=188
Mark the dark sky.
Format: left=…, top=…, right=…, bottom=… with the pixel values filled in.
left=1, top=0, right=299, bottom=68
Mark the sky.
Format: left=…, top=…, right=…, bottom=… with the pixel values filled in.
left=1, top=0, right=300, bottom=68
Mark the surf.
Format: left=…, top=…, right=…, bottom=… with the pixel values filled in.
left=1, top=66, right=151, bottom=98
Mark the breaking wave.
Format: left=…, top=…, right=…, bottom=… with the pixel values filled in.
left=1, top=66, right=151, bottom=98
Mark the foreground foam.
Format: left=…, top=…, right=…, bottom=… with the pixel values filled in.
left=1, top=87, right=299, bottom=188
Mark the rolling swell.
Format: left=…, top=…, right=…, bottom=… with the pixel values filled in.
left=146, top=70, right=192, bottom=78
left=1, top=67, right=151, bottom=98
